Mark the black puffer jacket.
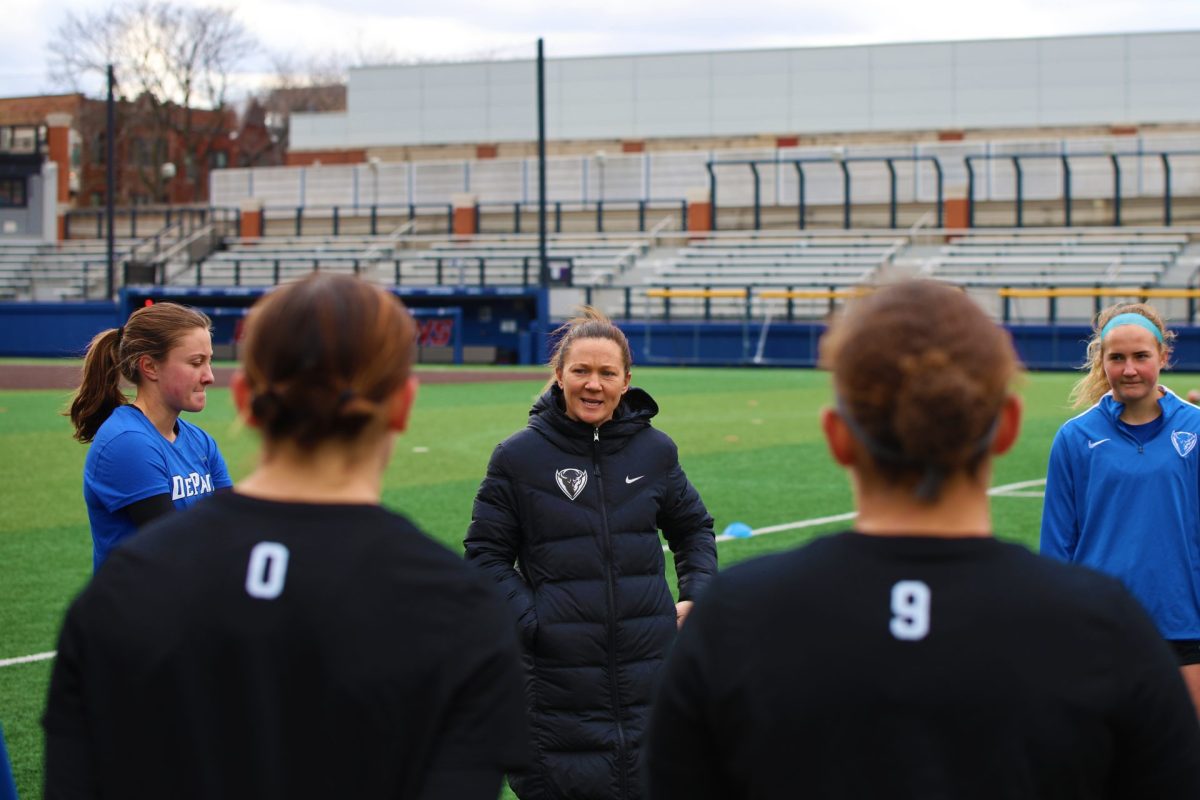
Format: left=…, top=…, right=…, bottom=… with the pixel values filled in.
left=465, top=385, right=717, bottom=800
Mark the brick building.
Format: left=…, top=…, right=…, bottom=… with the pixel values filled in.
left=0, top=92, right=239, bottom=210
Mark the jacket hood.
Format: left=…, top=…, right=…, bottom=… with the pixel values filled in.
left=528, top=384, right=658, bottom=455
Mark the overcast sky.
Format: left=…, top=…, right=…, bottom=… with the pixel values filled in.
left=3, top=0, right=1199, bottom=100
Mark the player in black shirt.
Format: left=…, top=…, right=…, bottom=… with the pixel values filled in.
left=44, top=274, right=529, bottom=799
left=645, top=279, right=1200, bottom=799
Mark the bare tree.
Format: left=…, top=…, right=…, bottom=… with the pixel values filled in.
left=49, top=1, right=256, bottom=202
left=235, top=51, right=357, bottom=167
left=242, top=40, right=469, bottom=165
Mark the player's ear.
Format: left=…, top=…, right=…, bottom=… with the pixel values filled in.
left=388, top=376, right=419, bottom=433
left=821, top=406, right=856, bottom=467
left=137, top=354, right=159, bottom=383
left=231, top=370, right=256, bottom=427
left=990, top=394, right=1023, bottom=457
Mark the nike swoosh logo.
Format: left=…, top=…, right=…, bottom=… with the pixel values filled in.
left=1088, top=439, right=1110, bottom=449
left=625, top=475, right=644, bottom=484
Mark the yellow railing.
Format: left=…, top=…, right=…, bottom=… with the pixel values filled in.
left=998, top=287, right=1200, bottom=299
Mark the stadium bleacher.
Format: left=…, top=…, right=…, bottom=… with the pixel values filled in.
left=9, top=221, right=1199, bottom=333
left=629, top=231, right=905, bottom=319
left=905, top=229, right=1192, bottom=322
left=190, top=232, right=651, bottom=288
left=0, top=239, right=139, bottom=301
left=922, top=232, right=1186, bottom=287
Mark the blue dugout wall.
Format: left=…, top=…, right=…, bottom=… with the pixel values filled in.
left=625, top=320, right=1200, bottom=371
left=0, top=303, right=121, bottom=358
left=0, top=286, right=544, bottom=364
left=4, top=301, right=1200, bottom=372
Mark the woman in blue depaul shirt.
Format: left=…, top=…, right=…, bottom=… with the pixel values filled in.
left=69, top=302, right=232, bottom=571
left=1041, top=302, right=1200, bottom=714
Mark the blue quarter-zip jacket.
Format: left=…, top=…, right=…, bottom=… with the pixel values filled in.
left=1040, top=388, right=1200, bottom=639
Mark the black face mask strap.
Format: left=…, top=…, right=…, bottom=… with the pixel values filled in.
left=835, top=395, right=1000, bottom=502
left=834, top=395, right=912, bottom=466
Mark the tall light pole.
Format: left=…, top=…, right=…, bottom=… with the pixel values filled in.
left=537, top=38, right=547, bottom=288
left=105, top=64, right=116, bottom=300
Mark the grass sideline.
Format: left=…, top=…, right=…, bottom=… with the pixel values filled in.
left=3, top=365, right=1190, bottom=798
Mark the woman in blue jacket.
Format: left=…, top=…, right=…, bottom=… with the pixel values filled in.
left=1041, top=302, right=1200, bottom=714
left=465, top=307, right=717, bottom=800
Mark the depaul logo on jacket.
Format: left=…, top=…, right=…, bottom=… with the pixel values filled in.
left=1171, top=431, right=1198, bottom=458
left=555, top=468, right=587, bottom=500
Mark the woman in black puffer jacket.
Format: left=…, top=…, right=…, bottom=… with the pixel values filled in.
left=465, top=307, right=717, bottom=800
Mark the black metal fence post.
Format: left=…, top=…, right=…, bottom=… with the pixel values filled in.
left=1111, top=154, right=1122, bottom=226
left=1162, top=154, right=1173, bottom=226
left=749, top=163, right=761, bottom=230
left=885, top=159, right=897, bottom=228
left=706, top=162, right=717, bottom=232
left=794, top=163, right=806, bottom=229
left=838, top=159, right=851, bottom=229
left=1061, top=155, right=1072, bottom=227
left=1013, top=157, right=1024, bottom=228
left=932, top=157, right=944, bottom=228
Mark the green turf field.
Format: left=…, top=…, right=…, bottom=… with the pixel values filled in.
left=2, top=364, right=1193, bottom=798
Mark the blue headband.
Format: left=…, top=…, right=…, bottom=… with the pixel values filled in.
left=1101, top=312, right=1163, bottom=344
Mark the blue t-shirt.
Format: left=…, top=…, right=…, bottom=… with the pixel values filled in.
left=1118, top=414, right=1166, bottom=447
left=83, top=405, right=232, bottom=571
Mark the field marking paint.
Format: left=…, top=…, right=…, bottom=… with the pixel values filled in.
left=0, top=651, right=56, bottom=669
left=666, top=477, right=1048, bottom=550
left=987, top=478, right=1047, bottom=498
left=719, top=510, right=858, bottom=541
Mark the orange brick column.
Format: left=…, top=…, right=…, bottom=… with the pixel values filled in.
left=686, top=188, right=711, bottom=237
left=240, top=199, right=263, bottom=239
left=944, top=185, right=970, bottom=231
left=452, top=193, right=478, bottom=237
left=46, top=113, right=72, bottom=241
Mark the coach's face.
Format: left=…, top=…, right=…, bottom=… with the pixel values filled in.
left=557, top=337, right=630, bottom=427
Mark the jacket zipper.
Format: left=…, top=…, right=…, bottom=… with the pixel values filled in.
left=1113, top=411, right=1164, bottom=455
left=1113, top=426, right=1144, bottom=454
left=594, top=426, right=631, bottom=799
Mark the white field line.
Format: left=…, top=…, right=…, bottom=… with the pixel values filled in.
left=0, top=651, right=56, bottom=668
left=676, top=477, right=1048, bottom=548
left=5, top=479, right=1048, bottom=670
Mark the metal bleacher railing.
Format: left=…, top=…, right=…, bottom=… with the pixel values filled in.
left=0, top=239, right=139, bottom=300
left=964, top=151, right=1200, bottom=227
left=208, top=132, right=1200, bottom=232
left=188, top=231, right=650, bottom=289
left=707, top=155, right=944, bottom=230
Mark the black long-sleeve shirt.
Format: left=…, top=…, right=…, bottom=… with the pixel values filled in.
left=647, top=531, right=1200, bottom=799
left=44, top=492, right=529, bottom=800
